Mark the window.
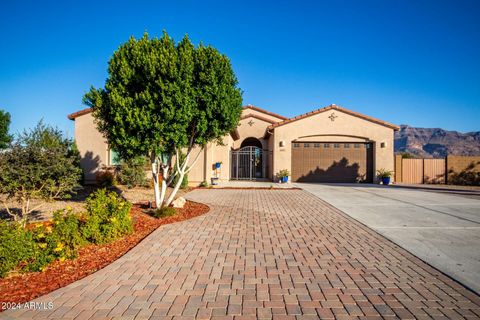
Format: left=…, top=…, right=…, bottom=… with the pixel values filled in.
left=334, top=143, right=340, bottom=148
left=109, top=149, right=121, bottom=165
left=324, top=143, right=330, bottom=148
left=365, top=144, right=370, bottom=149
left=314, top=143, right=320, bottom=148
left=344, top=143, right=350, bottom=148
left=293, top=143, right=300, bottom=148
left=304, top=143, right=310, bottom=148
left=354, top=143, right=361, bottom=148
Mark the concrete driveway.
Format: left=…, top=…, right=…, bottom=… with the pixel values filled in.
left=297, top=183, right=480, bottom=294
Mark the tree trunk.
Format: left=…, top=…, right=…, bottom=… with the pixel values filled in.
left=165, top=150, right=190, bottom=206
left=151, top=154, right=161, bottom=208
left=165, top=170, right=185, bottom=206
left=159, top=165, right=169, bottom=207
left=165, top=147, right=203, bottom=206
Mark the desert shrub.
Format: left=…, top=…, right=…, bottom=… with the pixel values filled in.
left=0, top=121, right=82, bottom=223
left=27, top=210, right=85, bottom=272
left=82, top=189, right=132, bottom=244
left=0, top=190, right=134, bottom=277
left=0, top=221, right=35, bottom=277
left=117, top=157, right=148, bottom=188
left=153, top=206, right=176, bottom=219
left=50, top=210, right=85, bottom=258
left=95, top=168, right=116, bottom=187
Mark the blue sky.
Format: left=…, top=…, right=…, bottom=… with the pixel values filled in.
left=1, top=0, right=479, bottom=137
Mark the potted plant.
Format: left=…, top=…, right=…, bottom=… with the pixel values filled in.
left=377, top=168, right=394, bottom=185
left=214, top=162, right=222, bottom=169
left=277, top=169, right=290, bottom=183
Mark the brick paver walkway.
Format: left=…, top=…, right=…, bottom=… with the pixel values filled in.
left=3, top=189, right=480, bottom=319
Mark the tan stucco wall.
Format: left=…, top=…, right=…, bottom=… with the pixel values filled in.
left=72, top=106, right=395, bottom=185
left=188, top=135, right=234, bottom=185
left=234, top=113, right=273, bottom=150
left=73, top=113, right=108, bottom=182
left=186, top=145, right=205, bottom=184
left=272, top=109, right=395, bottom=182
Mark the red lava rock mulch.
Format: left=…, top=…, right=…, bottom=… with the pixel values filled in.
left=0, top=200, right=209, bottom=307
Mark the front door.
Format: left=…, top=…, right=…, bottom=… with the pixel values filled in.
left=230, top=146, right=264, bottom=180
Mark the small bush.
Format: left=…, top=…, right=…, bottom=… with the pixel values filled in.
left=95, top=169, right=116, bottom=187
left=276, top=169, right=290, bottom=178
left=117, top=157, right=148, bottom=188
left=0, top=190, right=135, bottom=278
left=28, top=210, right=85, bottom=272
left=153, top=206, right=176, bottom=218
left=0, top=221, right=35, bottom=277
left=199, top=181, right=208, bottom=187
left=82, top=189, right=132, bottom=244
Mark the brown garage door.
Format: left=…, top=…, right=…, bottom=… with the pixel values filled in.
left=291, top=142, right=373, bottom=182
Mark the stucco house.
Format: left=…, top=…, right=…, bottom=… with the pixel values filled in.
left=68, top=104, right=399, bottom=184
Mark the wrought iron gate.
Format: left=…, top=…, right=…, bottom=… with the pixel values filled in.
left=230, top=146, right=266, bottom=180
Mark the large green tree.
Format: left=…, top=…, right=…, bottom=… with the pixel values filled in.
left=84, top=32, right=242, bottom=207
left=0, top=109, right=12, bottom=149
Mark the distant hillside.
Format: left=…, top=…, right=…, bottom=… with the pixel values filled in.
left=394, top=125, right=480, bottom=158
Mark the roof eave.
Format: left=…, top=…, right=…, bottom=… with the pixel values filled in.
left=68, top=107, right=92, bottom=120
left=267, top=104, right=400, bottom=131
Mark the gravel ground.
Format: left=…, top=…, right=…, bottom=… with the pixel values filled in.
left=0, top=185, right=191, bottom=222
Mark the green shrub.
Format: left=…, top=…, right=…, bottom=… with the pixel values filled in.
left=82, top=189, right=132, bottom=244
left=0, top=221, right=35, bottom=277
left=95, top=168, right=116, bottom=187
left=0, top=121, right=82, bottom=222
left=28, top=225, right=57, bottom=272
left=27, top=210, right=85, bottom=272
left=117, top=157, right=148, bottom=188
left=153, top=206, right=176, bottom=218
left=199, top=181, right=208, bottom=187
left=0, top=190, right=135, bottom=277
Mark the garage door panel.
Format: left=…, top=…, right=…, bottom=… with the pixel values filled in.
left=292, top=142, right=373, bottom=183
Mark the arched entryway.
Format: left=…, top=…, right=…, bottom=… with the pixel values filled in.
left=231, top=139, right=266, bottom=180
left=240, top=137, right=263, bottom=149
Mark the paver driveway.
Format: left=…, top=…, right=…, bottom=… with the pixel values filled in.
left=3, top=189, right=480, bottom=319
left=297, top=183, right=480, bottom=294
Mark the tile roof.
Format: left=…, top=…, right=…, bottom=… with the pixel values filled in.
left=69, top=105, right=287, bottom=121
left=267, top=104, right=400, bottom=131
left=67, top=108, right=92, bottom=120
left=242, top=105, right=287, bottom=120
left=240, top=113, right=277, bottom=124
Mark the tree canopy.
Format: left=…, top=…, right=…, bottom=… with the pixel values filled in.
left=0, top=109, right=12, bottom=149
left=83, top=32, right=242, bottom=207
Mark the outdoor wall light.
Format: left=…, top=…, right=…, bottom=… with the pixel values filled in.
left=279, top=141, right=285, bottom=147
left=380, top=142, right=386, bottom=148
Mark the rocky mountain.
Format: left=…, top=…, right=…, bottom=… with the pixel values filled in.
left=394, top=125, right=480, bottom=158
